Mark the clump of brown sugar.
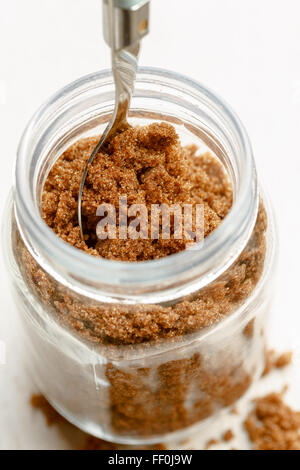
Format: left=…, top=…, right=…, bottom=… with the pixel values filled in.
left=244, top=391, right=300, bottom=450
left=79, top=436, right=117, bottom=450
left=79, top=437, right=166, bottom=451
left=42, top=123, right=232, bottom=261
left=31, top=394, right=65, bottom=426
left=263, top=350, right=293, bottom=377
left=204, top=438, right=219, bottom=449
left=243, top=318, right=255, bottom=338
left=204, top=429, right=234, bottom=449
left=106, top=352, right=252, bottom=436
left=223, top=429, right=234, bottom=442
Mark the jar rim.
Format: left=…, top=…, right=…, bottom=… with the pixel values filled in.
left=15, top=67, right=258, bottom=302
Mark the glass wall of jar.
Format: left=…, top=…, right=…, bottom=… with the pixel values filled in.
left=3, top=68, right=276, bottom=444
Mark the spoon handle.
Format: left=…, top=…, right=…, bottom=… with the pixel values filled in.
left=78, top=0, right=150, bottom=240
left=103, top=0, right=150, bottom=51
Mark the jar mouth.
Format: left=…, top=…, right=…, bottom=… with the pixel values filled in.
left=15, top=67, right=258, bottom=302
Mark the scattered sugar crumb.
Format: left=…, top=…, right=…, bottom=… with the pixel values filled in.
left=223, top=429, right=234, bottom=442
left=263, top=350, right=293, bottom=376
left=205, top=438, right=219, bottom=449
left=244, top=390, right=300, bottom=450
left=30, top=394, right=65, bottom=426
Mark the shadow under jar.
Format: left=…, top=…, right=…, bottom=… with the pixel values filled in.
left=3, top=68, right=276, bottom=445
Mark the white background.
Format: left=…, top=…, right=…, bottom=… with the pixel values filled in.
left=0, top=0, right=300, bottom=450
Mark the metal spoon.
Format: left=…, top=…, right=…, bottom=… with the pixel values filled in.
left=78, top=0, right=150, bottom=240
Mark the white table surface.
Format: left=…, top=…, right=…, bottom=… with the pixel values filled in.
left=1, top=0, right=300, bottom=450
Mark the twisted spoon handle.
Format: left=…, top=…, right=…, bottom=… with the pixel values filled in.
left=78, top=0, right=149, bottom=240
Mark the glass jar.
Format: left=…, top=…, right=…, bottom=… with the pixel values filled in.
left=3, top=68, right=276, bottom=445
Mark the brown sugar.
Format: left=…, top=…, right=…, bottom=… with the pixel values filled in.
left=20, top=122, right=267, bottom=345
left=205, top=429, right=234, bottom=449
left=106, top=353, right=252, bottom=436
left=42, top=123, right=232, bottom=260
left=223, top=429, right=234, bottom=442
left=152, top=443, right=167, bottom=450
left=16, top=122, right=268, bottom=439
left=30, top=394, right=114, bottom=449
left=244, top=392, right=300, bottom=450
left=263, top=350, right=293, bottom=377
left=275, top=351, right=293, bottom=369
left=204, top=438, right=219, bottom=449
left=31, top=394, right=166, bottom=450
left=18, top=198, right=267, bottom=346
left=243, top=319, right=255, bottom=339
left=31, top=394, right=65, bottom=427
left=79, top=436, right=117, bottom=450
left=78, top=436, right=166, bottom=451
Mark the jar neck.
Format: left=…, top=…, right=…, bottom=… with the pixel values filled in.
left=14, top=68, right=258, bottom=304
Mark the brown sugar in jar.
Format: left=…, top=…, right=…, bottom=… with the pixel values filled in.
left=5, top=69, right=277, bottom=444
left=41, top=123, right=232, bottom=261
